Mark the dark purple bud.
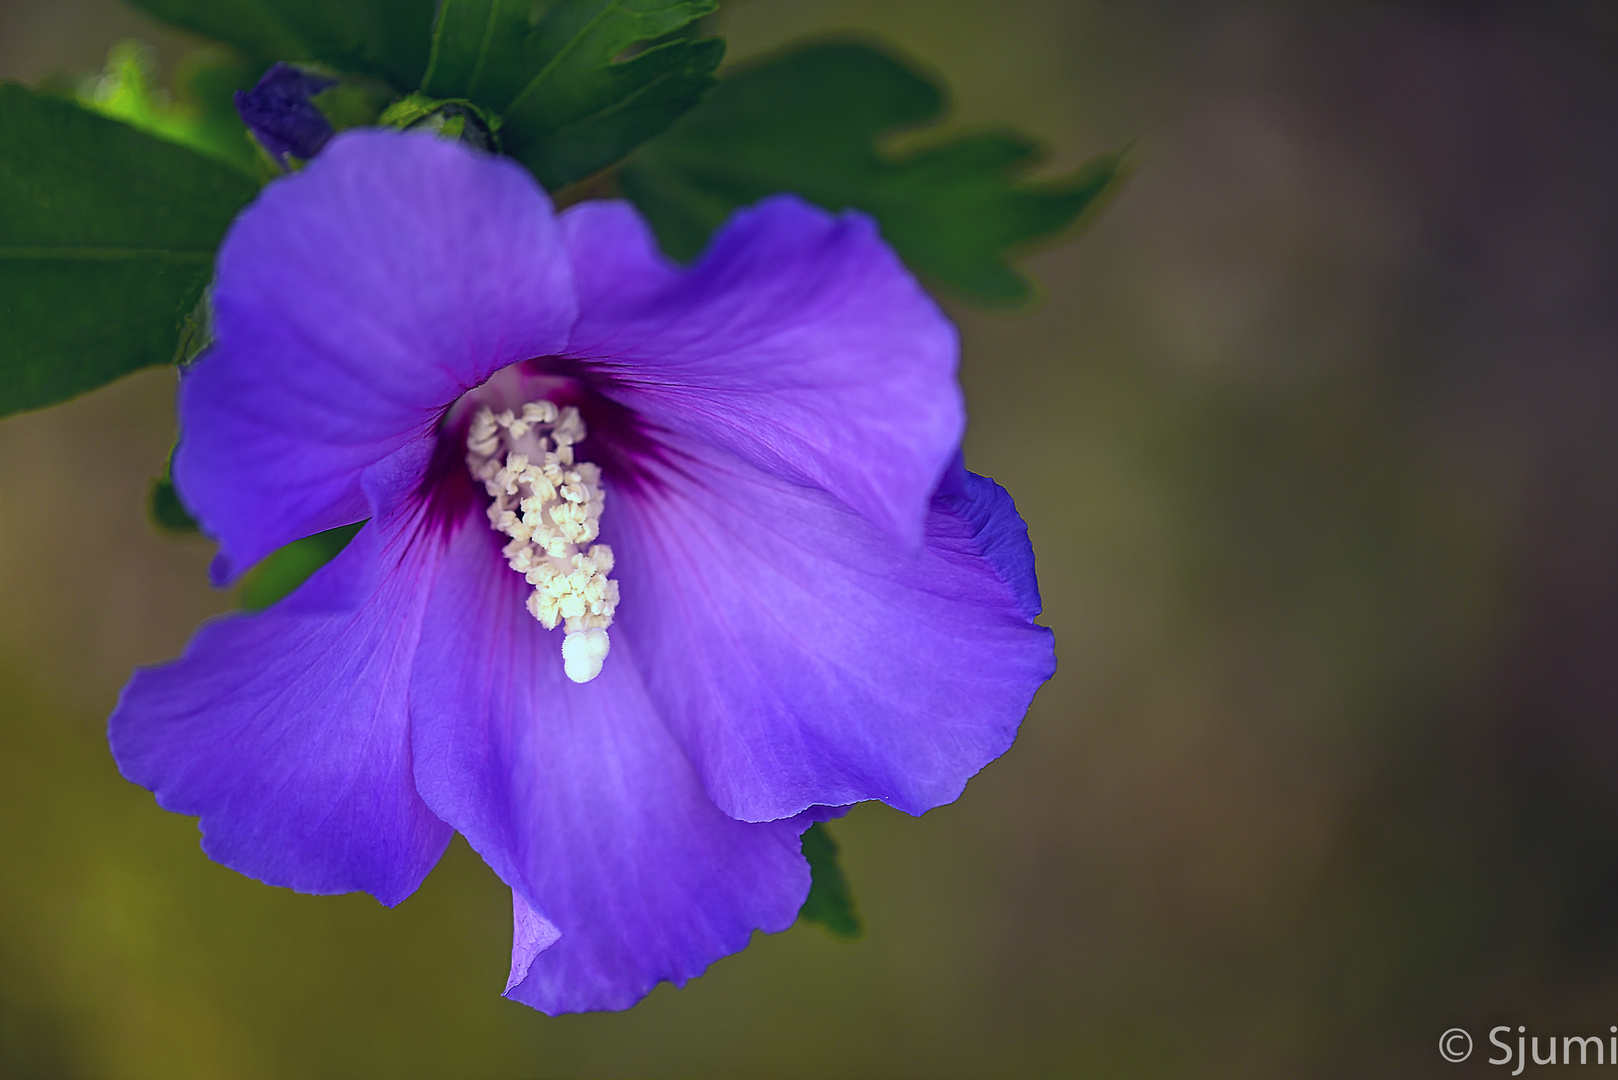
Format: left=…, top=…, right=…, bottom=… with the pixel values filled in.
left=234, top=62, right=339, bottom=164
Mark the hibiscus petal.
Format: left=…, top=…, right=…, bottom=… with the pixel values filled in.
left=558, top=196, right=962, bottom=548
left=410, top=522, right=810, bottom=1014
left=177, top=130, right=577, bottom=582
left=613, top=448, right=1057, bottom=822
left=108, top=496, right=453, bottom=906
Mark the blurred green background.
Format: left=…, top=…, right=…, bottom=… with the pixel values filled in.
left=5, top=2, right=1618, bottom=1077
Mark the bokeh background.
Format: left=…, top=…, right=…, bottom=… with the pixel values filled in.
left=4, top=2, right=1618, bottom=1076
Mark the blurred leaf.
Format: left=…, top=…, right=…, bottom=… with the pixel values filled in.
left=0, top=84, right=258, bottom=417
left=147, top=474, right=198, bottom=533
left=127, top=0, right=438, bottom=90
left=175, top=50, right=267, bottom=174
left=621, top=39, right=1128, bottom=305
left=73, top=41, right=261, bottom=175
left=798, top=822, right=862, bottom=939
left=238, top=522, right=364, bottom=610
left=421, top=0, right=722, bottom=190
left=310, top=81, right=388, bottom=133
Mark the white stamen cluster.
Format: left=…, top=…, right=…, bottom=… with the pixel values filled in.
left=466, top=399, right=619, bottom=683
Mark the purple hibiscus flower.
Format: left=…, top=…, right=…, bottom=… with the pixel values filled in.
left=109, top=130, right=1056, bottom=1013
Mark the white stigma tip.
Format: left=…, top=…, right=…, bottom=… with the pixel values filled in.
left=562, top=627, right=611, bottom=684
left=467, top=398, right=620, bottom=681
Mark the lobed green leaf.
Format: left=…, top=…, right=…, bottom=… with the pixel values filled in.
left=798, top=822, right=863, bottom=939
left=0, top=84, right=258, bottom=417
left=420, top=0, right=538, bottom=106
left=621, top=39, right=1129, bottom=305
left=422, top=0, right=722, bottom=190
left=128, top=0, right=438, bottom=91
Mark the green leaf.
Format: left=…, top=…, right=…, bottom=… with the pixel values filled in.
left=175, top=50, right=268, bottom=175
left=0, top=84, right=258, bottom=417
left=310, top=81, right=390, bottom=134
left=72, top=41, right=263, bottom=176
left=421, top=0, right=722, bottom=190
left=148, top=439, right=199, bottom=533
left=128, top=0, right=438, bottom=90
left=147, top=473, right=199, bottom=533
left=798, top=822, right=863, bottom=939
left=620, top=39, right=1129, bottom=305
left=238, top=522, right=364, bottom=610
left=419, top=0, right=537, bottom=106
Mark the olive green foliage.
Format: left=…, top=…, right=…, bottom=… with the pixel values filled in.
left=420, top=0, right=722, bottom=189
left=798, top=822, right=863, bottom=939
left=622, top=40, right=1127, bottom=304
left=0, top=11, right=1112, bottom=421
left=128, top=0, right=439, bottom=90
left=0, top=85, right=257, bottom=418
left=147, top=475, right=199, bottom=533
left=70, top=40, right=263, bottom=174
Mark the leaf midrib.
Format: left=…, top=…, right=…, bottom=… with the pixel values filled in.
left=504, top=0, right=624, bottom=117
left=467, top=0, right=507, bottom=100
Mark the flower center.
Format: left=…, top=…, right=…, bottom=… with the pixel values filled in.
left=466, top=399, right=620, bottom=683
